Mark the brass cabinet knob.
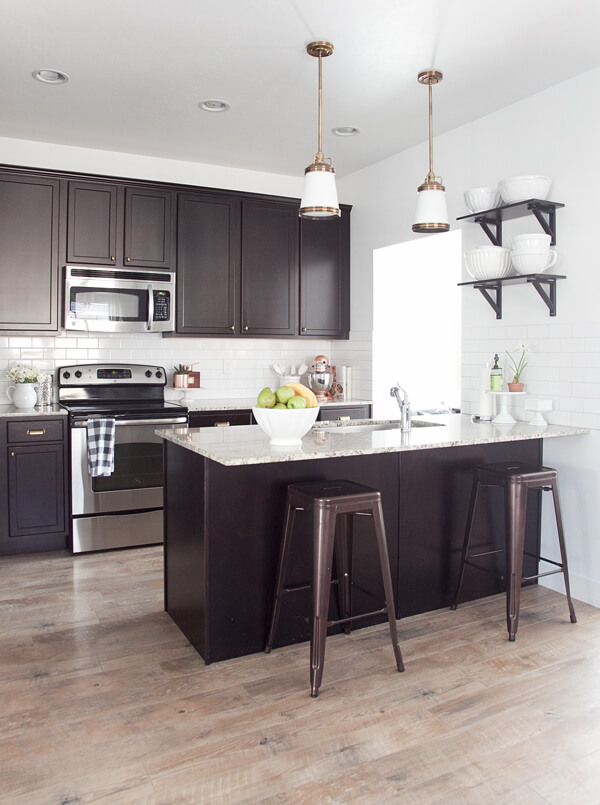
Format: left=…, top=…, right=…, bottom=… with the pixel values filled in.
left=302, top=327, right=307, bottom=332
left=230, top=325, right=235, bottom=331
left=126, top=256, right=131, bottom=262
left=110, top=256, right=115, bottom=261
left=243, top=325, right=249, bottom=331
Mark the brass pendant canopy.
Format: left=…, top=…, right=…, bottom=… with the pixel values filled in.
left=299, top=40, right=341, bottom=219
left=413, top=69, right=449, bottom=234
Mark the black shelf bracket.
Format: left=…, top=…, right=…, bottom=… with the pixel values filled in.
left=528, top=275, right=559, bottom=316
left=457, top=199, right=564, bottom=247
left=529, top=204, right=558, bottom=245
left=475, top=282, right=502, bottom=319
left=458, top=274, right=566, bottom=319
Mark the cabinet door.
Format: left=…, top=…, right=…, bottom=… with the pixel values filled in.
left=0, top=173, right=60, bottom=332
left=300, top=207, right=350, bottom=338
left=67, top=181, right=118, bottom=265
left=176, top=192, right=240, bottom=335
left=241, top=199, right=298, bottom=337
left=8, top=444, right=66, bottom=538
left=124, top=187, right=173, bottom=268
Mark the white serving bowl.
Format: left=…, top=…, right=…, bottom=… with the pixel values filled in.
left=252, top=405, right=319, bottom=446
left=464, top=246, right=513, bottom=280
left=498, top=175, right=552, bottom=204
left=464, top=187, right=501, bottom=213
left=511, top=232, right=551, bottom=250
left=510, top=248, right=558, bottom=275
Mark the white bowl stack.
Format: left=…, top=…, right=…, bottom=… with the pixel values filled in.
left=498, top=175, right=552, bottom=204
left=464, top=246, right=513, bottom=281
left=510, top=233, right=557, bottom=275
left=464, top=187, right=501, bottom=213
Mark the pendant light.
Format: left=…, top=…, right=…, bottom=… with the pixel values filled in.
left=412, top=69, right=449, bottom=234
left=299, top=41, right=341, bottom=219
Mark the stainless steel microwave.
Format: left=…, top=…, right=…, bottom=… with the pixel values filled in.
left=63, top=266, right=175, bottom=333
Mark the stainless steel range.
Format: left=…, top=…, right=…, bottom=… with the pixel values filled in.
left=58, top=363, right=188, bottom=553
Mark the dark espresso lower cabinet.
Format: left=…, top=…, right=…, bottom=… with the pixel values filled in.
left=0, top=418, right=69, bottom=554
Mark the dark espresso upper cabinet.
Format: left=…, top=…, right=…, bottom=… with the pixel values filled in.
left=0, top=172, right=61, bottom=332
left=176, top=192, right=240, bottom=335
left=300, top=206, right=350, bottom=338
left=67, top=180, right=173, bottom=269
left=241, top=198, right=298, bottom=337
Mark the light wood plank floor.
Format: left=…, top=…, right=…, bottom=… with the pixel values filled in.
left=1, top=546, right=599, bottom=804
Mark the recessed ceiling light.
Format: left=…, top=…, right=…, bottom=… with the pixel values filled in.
left=32, top=69, right=69, bottom=85
left=199, top=99, right=231, bottom=113
left=332, top=126, right=360, bottom=137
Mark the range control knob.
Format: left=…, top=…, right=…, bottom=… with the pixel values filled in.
left=75, top=370, right=82, bottom=379
left=145, top=370, right=152, bottom=378
left=155, top=370, right=163, bottom=379
left=62, top=371, right=71, bottom=380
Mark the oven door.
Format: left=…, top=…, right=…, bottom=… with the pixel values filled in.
left=71, top=417, right=187, bottom=516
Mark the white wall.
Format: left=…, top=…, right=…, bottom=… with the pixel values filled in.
left=338, top=66, right=600, bottom=607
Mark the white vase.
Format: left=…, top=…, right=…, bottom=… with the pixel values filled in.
left=7, top=383, right=38, bottom=408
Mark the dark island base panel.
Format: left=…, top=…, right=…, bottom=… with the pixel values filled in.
left=163, top=439, right=542, bottom=664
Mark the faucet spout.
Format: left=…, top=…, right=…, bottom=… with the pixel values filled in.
left=390, top=383, right=411, bottom=431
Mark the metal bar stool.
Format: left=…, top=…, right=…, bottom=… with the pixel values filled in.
left=265, top=479, right=404, bottom=697
left=451, top=461, right=577, bottom=641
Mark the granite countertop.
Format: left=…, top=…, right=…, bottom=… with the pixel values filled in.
left=157, top=413, right=589, bottom=467
left=177, top=396, right=372, bottom=412
left=0, top=404, right=67, bottom=418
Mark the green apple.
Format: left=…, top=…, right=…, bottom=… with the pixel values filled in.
left=287, top=395, right=307, bottom=409
left=274, top=402, right=287, bottom=409
left=275, top=385, right=295, bottom=405
left=256, top=387, right=276, bottom=408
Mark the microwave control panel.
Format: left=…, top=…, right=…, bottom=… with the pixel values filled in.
left=153, top=290, right=170, bottom=321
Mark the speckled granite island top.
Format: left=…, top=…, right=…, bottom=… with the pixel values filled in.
left=157, top=414, right=589, bottom=467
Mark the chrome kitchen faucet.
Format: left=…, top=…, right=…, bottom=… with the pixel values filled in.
left=390, top=383, right=411, bottom=431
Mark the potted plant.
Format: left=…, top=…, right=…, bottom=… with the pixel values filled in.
left=173, top=364, right=190, bottom=389
left=505, top=344, right=529, bottom=392
left=6, top=363, right=44, bottom=408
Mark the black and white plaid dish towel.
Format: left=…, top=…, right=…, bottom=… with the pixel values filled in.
left=87, top=418, right=116, bottom=477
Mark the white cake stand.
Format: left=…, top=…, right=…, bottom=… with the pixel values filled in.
left=489, top=390, right=526, bottom=424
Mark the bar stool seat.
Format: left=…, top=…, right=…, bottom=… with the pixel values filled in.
left=265, top=479, right=404, bottom=697
left=452, top=461, right=577, bottom=641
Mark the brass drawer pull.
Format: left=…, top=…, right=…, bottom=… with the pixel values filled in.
left=214, top=421, right=230, bottom=427
left=26, top=428, right=46, bottom=436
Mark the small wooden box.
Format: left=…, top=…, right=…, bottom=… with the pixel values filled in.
left=186, top=371, right=201, bottom=388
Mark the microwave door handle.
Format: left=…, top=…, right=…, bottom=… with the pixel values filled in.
left=147, top=284, right=154, bottom=331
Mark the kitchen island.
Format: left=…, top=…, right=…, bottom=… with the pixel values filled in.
left=158, top=415, right=588, bottom=663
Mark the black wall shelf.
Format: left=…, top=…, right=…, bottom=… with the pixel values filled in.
left=458, top=273, right=566, bottom=319
left=457, top=199, right=565, bottom=246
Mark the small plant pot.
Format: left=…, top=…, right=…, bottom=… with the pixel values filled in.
left=173, top=374, right=189, bottom=389
left=508, top=382, right=524, bottom=392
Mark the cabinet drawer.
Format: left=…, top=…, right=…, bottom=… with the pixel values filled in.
left=317, top=405, right=372, bottom=422
left=7, top=419, right=64, bottom=443
left=189, top=410, right=252, bottom=428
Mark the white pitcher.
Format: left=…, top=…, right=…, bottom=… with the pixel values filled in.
left=7, top=383, right=38, bottom=408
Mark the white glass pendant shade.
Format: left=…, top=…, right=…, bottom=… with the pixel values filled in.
left=412, top=185, right=449, bottom=233
left=299, top=164, right=340, bottom=218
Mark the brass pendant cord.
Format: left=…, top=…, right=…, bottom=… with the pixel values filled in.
left=316, top=50, right=324, bottom=163
left=427, top=80, right=435, bottom=183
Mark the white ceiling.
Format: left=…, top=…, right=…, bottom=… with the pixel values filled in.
left=2, top=0, right=600, bottom=178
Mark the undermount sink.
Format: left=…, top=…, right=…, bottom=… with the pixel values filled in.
left=319, top=419, right=444, bottom=433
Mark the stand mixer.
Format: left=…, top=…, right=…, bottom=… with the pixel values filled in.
left=306, top=354, right=334, bottom=402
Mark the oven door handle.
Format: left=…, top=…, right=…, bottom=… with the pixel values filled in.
left=72, top=416, right=188, bottom=428
left=147, top=284, right=154, bottom=331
